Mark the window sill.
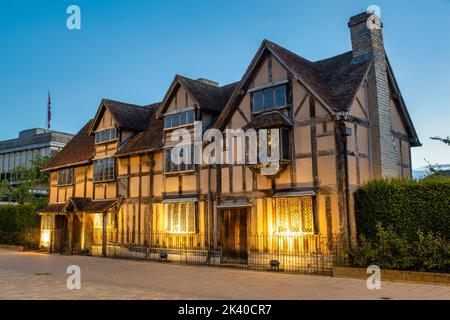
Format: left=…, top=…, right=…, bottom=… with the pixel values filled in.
left=57, top=183, right=74, bottom=187
left=164, top=169, right=195, bottom=176
left=252, top=104, right=291, bottom=115
left=93, top=179, right=116, bottom=184
left=163, top=122, right=195, bottom=131
left=95, top=139, right=119, bottom=146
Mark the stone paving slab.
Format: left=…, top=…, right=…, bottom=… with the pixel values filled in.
left=0, top=249, right=448, bottom=300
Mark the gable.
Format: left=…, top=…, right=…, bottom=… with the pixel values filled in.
left=165, top=84, right=196, bottom=115
left=251, top=53, right=289, bottom=88
left=348, top=86, right=369, bottom=120
left=386, top=58, right=420, bottom=146
left=95, top=108, right=116, bottom=131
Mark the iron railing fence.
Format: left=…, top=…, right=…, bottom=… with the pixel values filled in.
left=0, top=229, right=41, bottom=250
left=0, top=229, right=351, bottom=275
left=86, top=231, right=351, bottom=274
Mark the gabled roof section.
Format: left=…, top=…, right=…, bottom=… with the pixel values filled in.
left=43, top=120, right=95, bottom=171
left=213, top=39, right=372, bottom=130
left=116, top=103, right=165, bottom=157
left=386, top=56, right=421, bottom=146
left=155, top=75, right=239, bottom=117
left=242, top=111, right=293, bottom=130
left=313, top=51, right=372, bottom=112
left=89, top=99, right=155, bottom=134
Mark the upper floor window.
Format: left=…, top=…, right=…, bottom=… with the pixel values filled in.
left=252, top=85, right=286, bottom=113
left=58, top=168, right=74, bottom=186
left=164, top=110, right=195, bottom=129
left=95, top=127, right=117, bottom=144
left=248, top=128, right=292, bottom=164
left=93, top=157, right=115, bottom=182
left=164, top=147, right=194, bottom=174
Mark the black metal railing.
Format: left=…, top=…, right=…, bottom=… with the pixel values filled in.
left=0, top=229, right=350, bottom=275
left=84, top=231, right=350, bottom=275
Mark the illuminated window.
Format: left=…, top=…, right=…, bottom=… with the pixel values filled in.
left=273, top=197, right=314, bottom=234
left=165, top=202, right=196, bottom=233
left=93, top=157, right=115, bottom=182
left=58, top=168, right=74, bottom=186
left=95, top=127, right=117, bottom=144
left=42, top=215, right=53, bottom=230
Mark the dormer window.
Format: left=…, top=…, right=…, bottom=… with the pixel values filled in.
left=164, top=110, right=195, bottom=129
left=252, top=85, right=286, bottom=113
left=95, top=127, right=117, bottom=144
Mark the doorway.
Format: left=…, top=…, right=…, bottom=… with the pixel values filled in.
left=220, top=208, right=248, bottom=264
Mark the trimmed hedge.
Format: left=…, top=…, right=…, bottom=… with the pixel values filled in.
left=0, top=204, right=42, bottom=233
left=354, top=179, right=450, bottom=241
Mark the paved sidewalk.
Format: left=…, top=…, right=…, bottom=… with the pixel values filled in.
left=0, top=249, right=448, bottom=300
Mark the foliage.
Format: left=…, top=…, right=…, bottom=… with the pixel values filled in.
left=354, top=179, right=450, bottom=241
left=430, top=136, right=450, bottom=147
left=350, top=224, right=450, bottom=272
left=4, top=155, right=52, bottom=204
left=0, top=180, right=9, bottom=199
left=0, top=203, right=44, bottom=233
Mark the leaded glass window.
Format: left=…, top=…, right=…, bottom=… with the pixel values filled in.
left=273, top=197, right=314, bottom=234
left=165, top=202, right=196, bottom=233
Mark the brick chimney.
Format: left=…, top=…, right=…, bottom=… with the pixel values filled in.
left=348, top=11, right=397, bottom=178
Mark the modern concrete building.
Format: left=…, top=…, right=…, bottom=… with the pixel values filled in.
left=0, top=128, right=73, bottom=182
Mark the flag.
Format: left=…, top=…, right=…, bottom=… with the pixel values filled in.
left=47, top=91, right=51, bottom=129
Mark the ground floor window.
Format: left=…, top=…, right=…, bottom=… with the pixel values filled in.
left=273, top=196, right=314, bottom=234
left=41, top=215, right=53, bottom=230
left=164, top=202, right=196, bottom=233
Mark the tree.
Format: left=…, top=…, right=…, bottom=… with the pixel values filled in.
left=425, top=136, right=450, bottom=176
left=8, top=155, right=53, bottom=204
left=430, top=136, right=450, bottom=147
left=0, top=180, right=10, bottom=200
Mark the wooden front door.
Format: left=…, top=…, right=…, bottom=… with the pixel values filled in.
left=53, top=215, right=68, bottom=253
left=220, top=208, right=248, bottom=263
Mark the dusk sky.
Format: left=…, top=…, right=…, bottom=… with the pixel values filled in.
left=0, top=0, right=449, bottom=169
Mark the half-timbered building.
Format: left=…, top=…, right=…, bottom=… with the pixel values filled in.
left=39, top=12, right=420, bottom=271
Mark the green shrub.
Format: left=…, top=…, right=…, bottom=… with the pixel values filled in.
left=354, top=179, right=450, bottom=241
left=0, top=203, right=43, bottom=233
left=350, top=224, right=450, bottom=273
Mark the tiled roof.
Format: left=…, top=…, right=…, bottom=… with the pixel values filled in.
left=265, top=40, right=371, bottom=112
left=116, top=103, right=164, bottom=156
left=178, top=76, right=239, bottom=113
left=242, top=111, right=293, bottom=130
left=83, top=199, right=117, bottom=213
left=156, top=75, right=239, bottom=117
left=38, top=198, right=118, bottom=214
left=313, top=51, right=372, bottom=112
left=214, top=40, right=372, bottom=130
left=102, top=99, right=155, bottom=132
left=44, top=120, right=95, bottom=171
left=38, top=203, right=66, bottom=213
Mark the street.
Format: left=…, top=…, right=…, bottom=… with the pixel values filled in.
left=0, top=249, right=448, bottom=300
